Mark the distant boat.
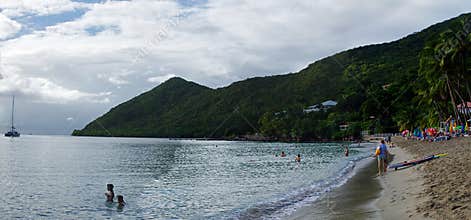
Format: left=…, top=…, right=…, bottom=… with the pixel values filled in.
left=5, top=96, right=20, bottom=137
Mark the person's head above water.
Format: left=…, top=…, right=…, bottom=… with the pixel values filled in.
left=107, top=184, right=114, bottom=192
left=117, top=195, right=125, bottom=205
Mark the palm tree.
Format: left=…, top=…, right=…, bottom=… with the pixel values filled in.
left=418, top=23, right=471, bottom=125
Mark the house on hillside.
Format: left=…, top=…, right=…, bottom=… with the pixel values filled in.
left=321, top=100, right=338, bottom=109
left=303, top=104, right=321, bottom=113
left=304, top=100, right=338, bottom=113
left=274, top=110, right=287, bottom=116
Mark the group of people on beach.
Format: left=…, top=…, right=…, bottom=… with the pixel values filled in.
left=106, top=184, right=126, bottom=209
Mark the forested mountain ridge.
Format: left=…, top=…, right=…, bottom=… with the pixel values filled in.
left=73, top=13, right=471, bottom=140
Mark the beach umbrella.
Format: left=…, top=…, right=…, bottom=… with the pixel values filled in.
left=426, top=128, right=437, bottom=136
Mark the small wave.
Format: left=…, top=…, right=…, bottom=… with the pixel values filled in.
left=222, top=154, right=371, bottom=220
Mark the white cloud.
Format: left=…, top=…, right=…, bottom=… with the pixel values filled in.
left=0, top=13, right=21, bottom=39
left=0, top=75, right=111, bottom=104
left=0, top=0, right=88, bottom=17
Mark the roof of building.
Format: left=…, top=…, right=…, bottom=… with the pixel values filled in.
left=322, top=100, right=338, bottom=106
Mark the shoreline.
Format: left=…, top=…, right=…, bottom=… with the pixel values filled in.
left=375, top=146, right=429, bottom=219
left=286, top=137, right=471, bottom=220
left=285, top=141, right=429, bottom=220
left=72, top=134, right=362, bottom=143
left=286, top=153, right=382, bottom=219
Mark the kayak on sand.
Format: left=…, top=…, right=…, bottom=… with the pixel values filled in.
left=389, top=153, right=447, bottom=170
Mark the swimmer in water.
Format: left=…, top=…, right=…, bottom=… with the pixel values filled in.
left=345, top=145, right=349, bottom=157
left=105, top=184, right=114, bottom=202
left=117, top=195, right=125, bottom=208
left=295, top=154, right=301, bottom=163
left=280, top=151, right=286, bottom=157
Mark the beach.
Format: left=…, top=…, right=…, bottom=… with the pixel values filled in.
left=286, top=146, right=422, bottom=220
left=287, top=137, right=471, bottom=219
left=375, top=144, right=428, bottom=219
left=286, top=158, right=382, bottom=220
left=393, top=137, right=471, bottom=219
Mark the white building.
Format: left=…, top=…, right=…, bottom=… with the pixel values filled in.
left=321, top=100, right=338, bottom=108
left=303, top=104, right=321, bottom=113
left=304, top=100, right=338, bottom=113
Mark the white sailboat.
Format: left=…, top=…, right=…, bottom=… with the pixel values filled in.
left=4, top=96, right=20, bottom=137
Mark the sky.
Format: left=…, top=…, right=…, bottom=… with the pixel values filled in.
left=0, top=0, right=470, bottom=135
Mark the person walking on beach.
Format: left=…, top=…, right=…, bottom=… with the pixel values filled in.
left=375, top=140, right=389, bottom=176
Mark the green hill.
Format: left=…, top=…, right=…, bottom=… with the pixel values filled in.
left=73, top=13, right=471, bottom=140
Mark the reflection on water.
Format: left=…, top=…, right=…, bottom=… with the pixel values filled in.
left=0, top=135, right=369, bottom=219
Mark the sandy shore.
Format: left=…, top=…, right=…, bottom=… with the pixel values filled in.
left=393, top=137, right=471, bottom=219
left=285, top=137, right=471, bottom=219
left=375, top=146, right=429, bottom=219
left=286, top=158, right=382, bottom=220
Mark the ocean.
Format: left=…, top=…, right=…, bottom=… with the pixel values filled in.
left=0, top=135, right=373, bottom=219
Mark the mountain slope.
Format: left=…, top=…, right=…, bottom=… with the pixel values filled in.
left=73, top=77, right=215, bottom=137
left=73, top=13, right=471, bottom=139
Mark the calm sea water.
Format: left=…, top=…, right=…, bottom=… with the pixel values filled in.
left=0, top=135, right=372, bottom=219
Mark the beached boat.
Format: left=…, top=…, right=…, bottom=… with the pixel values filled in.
left=389, top=153, right=447, bottom=170
left=4, top=96, right=20, bottom=137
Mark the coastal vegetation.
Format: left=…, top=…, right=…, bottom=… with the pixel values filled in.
left=73, top=13, right=471, bottom=140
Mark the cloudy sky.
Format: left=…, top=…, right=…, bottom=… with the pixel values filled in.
left=0, top=0, right=469, bottom=135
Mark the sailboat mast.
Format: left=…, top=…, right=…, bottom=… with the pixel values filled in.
left=11, top=96, right=14, bottom=131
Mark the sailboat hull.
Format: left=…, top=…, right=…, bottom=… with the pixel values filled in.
left=5, top=131, right=20, bottom=137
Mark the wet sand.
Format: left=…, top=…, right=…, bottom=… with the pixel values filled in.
left=286, top=142, right=427, bottom=220
left=375, top=146, right=429, bottom=219
left=286, top=158, right=382, bottom=220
